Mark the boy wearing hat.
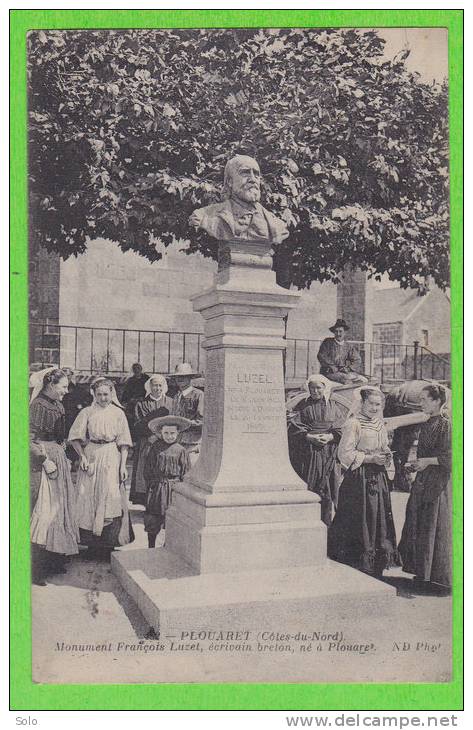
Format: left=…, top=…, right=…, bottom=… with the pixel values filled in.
left=169, top=363, right=204, bottom=463
left=317, top=319, right=368, bottom=385
left=143, top=415, right=192, bottom=548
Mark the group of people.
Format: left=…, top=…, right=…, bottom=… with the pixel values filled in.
left=126, top=363, right=203, bottom=547
left=29, top=351, right=451, bottom=596
left=288, top=375, right=452, bottom=593
left=29, top=362, right=203, bottom=585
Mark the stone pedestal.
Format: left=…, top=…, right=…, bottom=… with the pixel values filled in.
left=163, top=238, right=325, bottom=574
left=113, top=238, right=395, bottom=634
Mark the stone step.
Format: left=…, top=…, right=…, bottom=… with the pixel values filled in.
left=112, top=548, right=396, bottom=634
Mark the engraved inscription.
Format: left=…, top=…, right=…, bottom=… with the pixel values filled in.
left=226, top=369, right=282, bottom=434
left=203, top=350, right=223, bottom=437
left=236, top=373, right=273, bottom=384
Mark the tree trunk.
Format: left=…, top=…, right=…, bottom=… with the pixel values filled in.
left=273, top=245, right=293, bottom=290
left=272, top=246, right=292, bottom=379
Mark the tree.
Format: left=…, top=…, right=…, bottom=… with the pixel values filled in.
left=28, top=28, right=449, bottom=291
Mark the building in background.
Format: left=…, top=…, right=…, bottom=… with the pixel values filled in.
left=334, top=270, right=450, bottom=383
left=370, top=286, right=450, bottom=381
left=29, top=238, right=450, bottom=383
left=29, top=234, right=61, bottom=365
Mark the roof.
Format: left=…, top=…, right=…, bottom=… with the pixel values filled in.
left=372, top=288, right=429, bottom=324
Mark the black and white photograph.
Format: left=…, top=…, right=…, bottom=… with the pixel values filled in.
left=27, top=25, right=453, bottom=684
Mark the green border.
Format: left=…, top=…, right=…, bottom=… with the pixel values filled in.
left=10, top=9, right=463, bottom=711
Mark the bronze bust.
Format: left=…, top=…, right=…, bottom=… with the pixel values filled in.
left=189, top=155, right=289, bottom=243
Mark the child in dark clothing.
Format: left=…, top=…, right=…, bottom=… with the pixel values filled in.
left=143, top=415, right=191, bottom=548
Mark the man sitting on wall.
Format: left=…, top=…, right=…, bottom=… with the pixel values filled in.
left=317, top=319, right=368, bottom=385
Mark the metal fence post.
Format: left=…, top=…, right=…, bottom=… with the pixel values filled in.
left=413, top=340, right=419, bottom=380
left=32, top=323, right=447, bottom=385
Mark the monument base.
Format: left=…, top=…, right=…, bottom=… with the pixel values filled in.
left=111, top=548, right=396, bottom=634
left=165, top=486, right=326, bottom=573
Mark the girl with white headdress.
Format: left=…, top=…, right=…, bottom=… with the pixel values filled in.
left=287, top=374, right=348, bottom=526
left=68, top=378, right=134, bottom=558
left=129, top=374, right=173, bottom=506
left=88, top=375, right=123, bottom=407
left=29, top=367, right=80, bottom=585
left=328, top=386, right=400, bottom=577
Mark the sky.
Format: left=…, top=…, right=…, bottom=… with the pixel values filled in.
left=380, top=27, right=448, bottom=83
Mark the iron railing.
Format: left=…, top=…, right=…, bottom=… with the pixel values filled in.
left=30, top=322, right=205, bottom=376
left=30, top=322, right=450, bottom=384
left=284, top=338, right=450, bottom=384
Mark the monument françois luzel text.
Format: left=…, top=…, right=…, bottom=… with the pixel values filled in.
left=112, top=156, right=395, bottom=634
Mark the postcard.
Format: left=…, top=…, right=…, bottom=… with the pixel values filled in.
left=10, top=9, right=463, bottom=711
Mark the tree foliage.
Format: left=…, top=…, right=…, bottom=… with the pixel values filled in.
left=28, top=28, right=449, bottom=290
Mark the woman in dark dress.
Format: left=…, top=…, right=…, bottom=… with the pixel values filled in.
left=129, top=374, right=172, bottom=506
left=287, top=374, right=347, bottom=525
left=328, top=387, right=399, bottom=577
left=29, top=368, right=80, bottom=585
left=398, top=384, right=452, bottom=592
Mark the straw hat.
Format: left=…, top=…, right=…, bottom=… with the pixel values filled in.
left=169, top=362, right=200, bottom=377
left=148, top=415, right=192, bottom=433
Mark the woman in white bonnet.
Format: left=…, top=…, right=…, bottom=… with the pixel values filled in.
left=129, top=374, right=172, bottom=506
left=287, top=374, right=347, bottom=526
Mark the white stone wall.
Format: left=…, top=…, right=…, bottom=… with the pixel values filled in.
left=60, top=238, right=338, bottom=337
left=59, top=238, right=215, bottom=332
left=59, top=239, right=449, bottom=376
left=404, top=288, right=451, bottom=354
left=59, top=238, right=338, bottom=373
left=287, top=281, right=337, bottom=342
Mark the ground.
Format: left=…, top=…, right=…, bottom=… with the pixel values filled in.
left=31, top=487, right=452, bottom=685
